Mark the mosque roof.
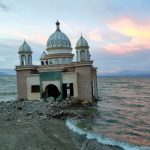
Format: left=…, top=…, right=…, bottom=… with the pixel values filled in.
left=40, top=51, right=47, bottom=59
left=19, top=40, right=32, bottom=53
left=46, top=21, right=72, bottom=50
left=76, top=35, right=89, bottom=49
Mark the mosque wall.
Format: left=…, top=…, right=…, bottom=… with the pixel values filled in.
left=16, top=70, right=33, bottom=100
left=91, top=69, right=98, bottom=99
left=75, top=65, right=92, bottom=101
left=27, top=75, right=40, bottom=100
left=62, top=72, right=78, bottom=97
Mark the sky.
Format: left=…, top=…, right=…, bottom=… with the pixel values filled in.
left=0, top=0, right=150, bottom=74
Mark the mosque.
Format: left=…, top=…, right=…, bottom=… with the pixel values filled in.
left=16, top=21, right=98, bottom=101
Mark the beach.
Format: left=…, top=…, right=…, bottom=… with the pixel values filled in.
left=0, top=119, right=81, bottom=150
left=0, top=99, right=123, bottom=150
left=0, top=119, right=124, bottom=150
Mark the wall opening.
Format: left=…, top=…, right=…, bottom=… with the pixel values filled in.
left=31, top=85, right=40, bottom=93
left=28, top=55, right=32, bottom=65
left=62, top=83, right=74, bottom=98
left=45, top=84, right=60, bottom=100
left=80, top=50, right=86, bottom=61
left=41, top=61, right=44, bottom=65
left=21, top=55, right=25, bottom=66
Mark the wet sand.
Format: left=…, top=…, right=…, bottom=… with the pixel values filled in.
left=0, top=119, right=81, bottom=150
left=0, top=119, right=123, bottom=150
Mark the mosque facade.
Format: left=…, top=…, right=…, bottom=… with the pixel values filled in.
left=16, top=21, right=98, bottom=101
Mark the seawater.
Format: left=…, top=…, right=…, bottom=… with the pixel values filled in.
left=0, top=76, right=17, bottom=101
left=0, top=76, right=150, bottom=149
left=67, top=77, right=150, bottom=150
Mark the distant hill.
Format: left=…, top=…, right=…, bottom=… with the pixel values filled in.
left=99, top=70, right=150, bottom=77
left=0, top=69, right=16, bottom=76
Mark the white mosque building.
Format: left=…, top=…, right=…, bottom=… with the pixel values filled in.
left=16, top=21, right=98, bottom=101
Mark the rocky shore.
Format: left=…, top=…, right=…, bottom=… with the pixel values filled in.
left=0, top=98, right=95, bottom=121
left=0, top=98, right=123, bottom=150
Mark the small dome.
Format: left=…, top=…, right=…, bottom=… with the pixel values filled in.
left=40, top=51, right=47, bottom=59
left=76, top=35, right=89, bottom=48
left=46, top=21, right=72, bottom=50
left=19, top=40, right=32, bottom=53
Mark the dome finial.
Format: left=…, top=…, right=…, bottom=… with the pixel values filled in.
left=56, top=20, right=60, bottom=31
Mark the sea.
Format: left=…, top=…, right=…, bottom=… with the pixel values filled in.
left=0, top=76, right=150, bottom=150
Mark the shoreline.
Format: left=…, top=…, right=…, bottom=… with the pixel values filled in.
left=0, top=99, right=139, bottom=150
left=66, top=119, right=150, bottom=150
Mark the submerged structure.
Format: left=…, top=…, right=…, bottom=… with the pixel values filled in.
left=16, top=21, right=98, bottom=101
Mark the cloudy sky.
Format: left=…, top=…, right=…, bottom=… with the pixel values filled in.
left=0, top=0, right=150, bottom=74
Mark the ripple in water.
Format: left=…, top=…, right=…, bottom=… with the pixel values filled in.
left=0, top=76, right=17, bottom=101
left=69, top=77, right=150, bottom=150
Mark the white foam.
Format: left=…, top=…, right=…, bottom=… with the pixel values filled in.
left=66, top=119, right=150, bottom=150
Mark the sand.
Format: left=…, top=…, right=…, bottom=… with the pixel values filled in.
left=0, top=119, right=81, bottom=150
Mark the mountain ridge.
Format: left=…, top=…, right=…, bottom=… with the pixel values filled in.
left=0, top=69, right=16, bottom=76
left=98, top=70, right=150, bottom=77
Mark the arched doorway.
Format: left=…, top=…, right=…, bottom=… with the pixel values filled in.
left=45, top=84, right=60, bottom=100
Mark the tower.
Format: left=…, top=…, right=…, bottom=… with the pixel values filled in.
left=18, top=40, right=33, bottom=66
left=75, top=35, right=91, bottom=62
left=40, top=51, right=48, bottom=65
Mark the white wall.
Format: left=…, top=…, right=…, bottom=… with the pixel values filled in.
left=27, top=75, right=41, bottom=100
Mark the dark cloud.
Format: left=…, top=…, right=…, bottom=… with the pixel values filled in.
left=0, top=0, right=11, bottom=11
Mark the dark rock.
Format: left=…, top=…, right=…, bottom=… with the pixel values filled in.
left=0, top=97, right=97, bottom=122
left=16, top=106, right=22, bottom=110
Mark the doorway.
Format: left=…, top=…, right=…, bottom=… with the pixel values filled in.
left=45, top=84, right=60, bottom=100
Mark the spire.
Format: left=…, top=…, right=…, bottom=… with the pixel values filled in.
left=56, top=20, right=60, bottom=31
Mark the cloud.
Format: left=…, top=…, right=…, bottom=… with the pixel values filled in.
left=91, top=46, right=150, bottom=74
left=88, top=29, right=102, bottom=42
left=0, top=28, right=48, bottom=47
left=0, top=0, right=11, bottom=11
left=104, top=18, right=150, bottom=54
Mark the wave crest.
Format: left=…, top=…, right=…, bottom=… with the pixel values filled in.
left=66, top=119, right=150, bottom=150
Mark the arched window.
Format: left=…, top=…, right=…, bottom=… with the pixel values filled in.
left=41, top=61, right=44, bottom=65
left=28, top=55, right=32, bottom=65
left=80, top=50, right=86, bottom=61
left=54, top=59, right=59, bottom=64
left=21, top=55, right=25, bottom=66
left=46, top=61, right=48, bottom=65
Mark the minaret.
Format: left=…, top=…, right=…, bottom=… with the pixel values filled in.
left=75, top=35, right=90, bottom=62
left=40, top=51, right=47, bottom=65
left=18, top=40, right=33, bottom=66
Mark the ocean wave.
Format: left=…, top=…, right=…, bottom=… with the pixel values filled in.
left=66, top=119, right=150, bottom=150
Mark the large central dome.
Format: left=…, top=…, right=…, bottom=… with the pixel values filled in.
left=46, top=21, right=72, bottom=50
